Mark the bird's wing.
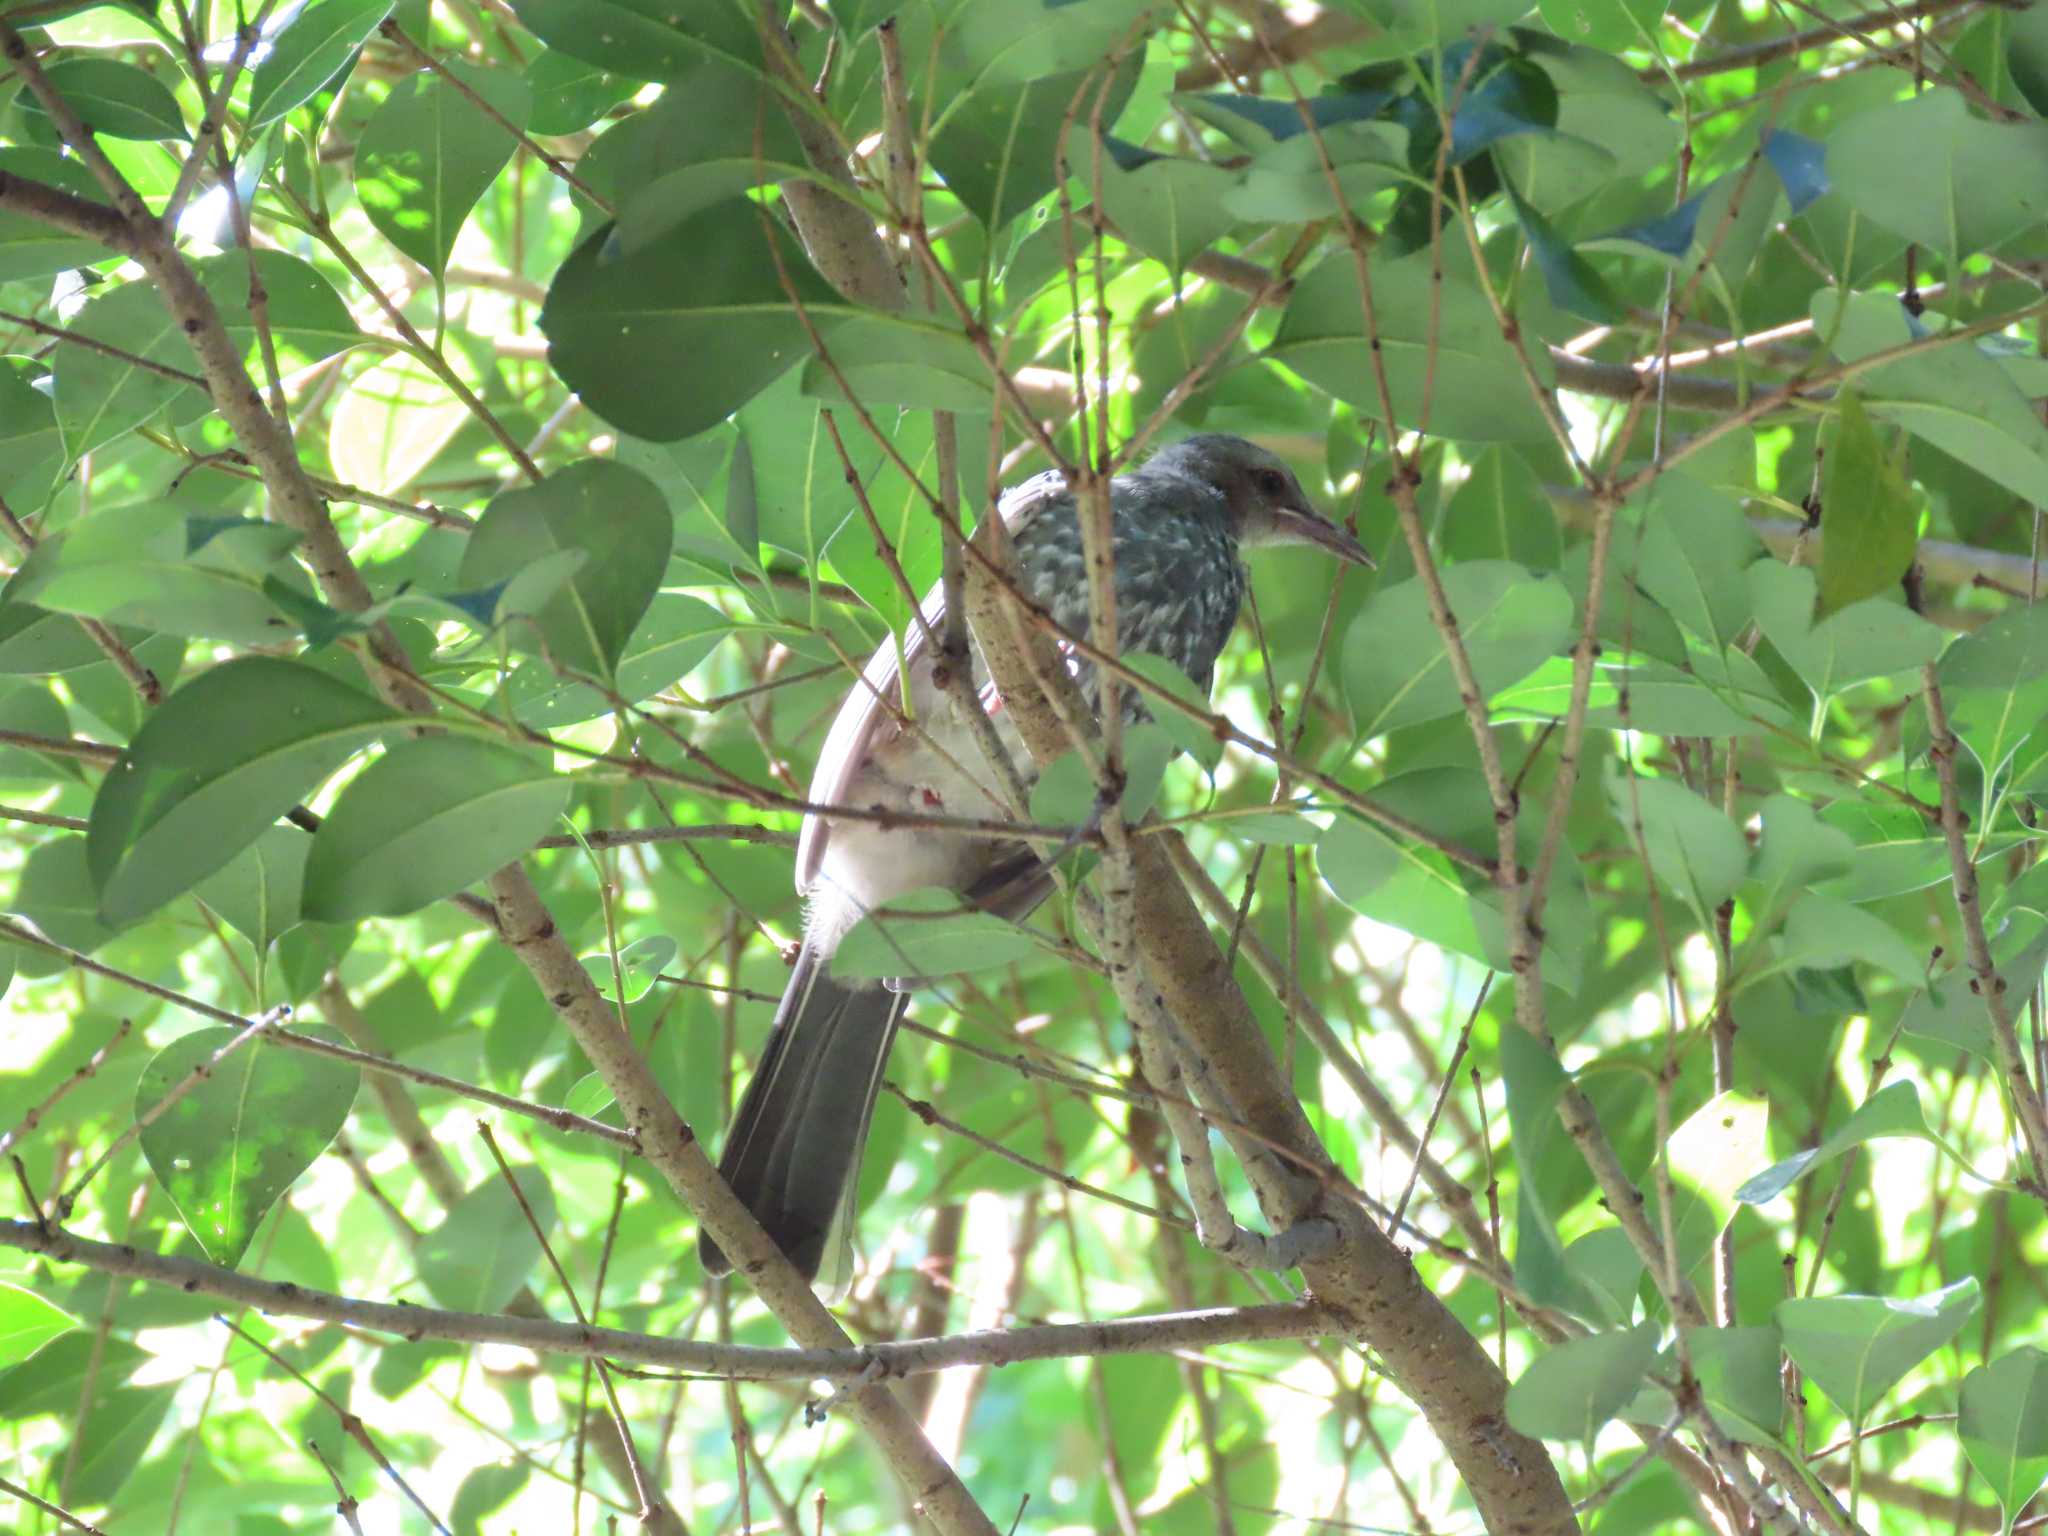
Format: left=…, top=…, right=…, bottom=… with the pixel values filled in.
left=793, top=468, right=1072, bottom=895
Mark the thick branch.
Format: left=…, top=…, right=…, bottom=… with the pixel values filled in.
left=960, top=528, right=1575, bottom=1535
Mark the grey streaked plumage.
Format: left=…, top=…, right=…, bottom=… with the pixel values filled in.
left=701, top=435, right=1370, bottom=1281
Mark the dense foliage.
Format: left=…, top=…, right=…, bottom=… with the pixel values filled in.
left=4, top=0, right=2048, bottom=1529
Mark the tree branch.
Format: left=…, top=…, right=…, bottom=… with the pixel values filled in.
left=0, top=1218, right=1338, bottom=1379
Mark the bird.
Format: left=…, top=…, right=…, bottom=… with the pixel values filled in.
left=700, top=433, right=1373, bottom=1279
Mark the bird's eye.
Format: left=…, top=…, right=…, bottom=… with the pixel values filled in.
left=1255, top=468, right=1288, bottom=498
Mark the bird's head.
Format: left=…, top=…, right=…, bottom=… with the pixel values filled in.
left=1150, top=434, right=1375, bottom=568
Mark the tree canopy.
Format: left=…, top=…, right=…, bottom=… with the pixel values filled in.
left=3, top=0, right=2048, bottom=1531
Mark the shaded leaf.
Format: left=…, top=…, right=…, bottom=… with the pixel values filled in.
left=88, top=658, right=398, bottom=925
left=1747, top=560, right=1944, bottom=701
left=1343, top=560, right=1574, bottom=740
left=1816, top=392, right=1919, bottom=620
left=1828, top=88, right=2048, bottom=254
left=1960, top=1347, right=2048, bottom=1525
left=1507, top=1323, right=1662, bottom=1442
left=303, top=738, right=568, bottom=920
left=1812, top=288, right=2048, bottom=513
left=194, top=825, right=310, bottom=953
left=834, top=887, right=1044, bottom=980
left=1608, top=771, right=1746, bottom=923
left=417, top=1168, right=558, bottom=1311
left=541, top=202, right=840, bottom=441
left=1776, top=1278, right=1979, bottom=1422
left=1272, top=252, right=1557, bottom=443
left=457, top=458, right=673, bottom=679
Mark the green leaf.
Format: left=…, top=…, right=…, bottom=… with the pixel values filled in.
left=4, top=506, right=305, bottom=647
left=59, top=1385, right=173, bottom=1505
left=458, top=459, right=673, bottom=680
left=0, top=149, right=111, bottom=279
left=50, top=277, right=196, bottom=458
left=1029, top=723, right=1175, bottom=829
left=1354, top=0, right=1538, bottom=49
left=503, top=592, right=732, bottom=726
left=0, top=1333, right=148, bottom=1417
left=2013, top=0, right=2048, bottom=114
left=798, top=313, right=991, bottom=412
left=1900, top=917, right=2048, bottom=1062
left=247, top=0, right=393, bottom=128
left=1076, top=136, right=1238, bottom=271
left=1318, top=770, right=1591, bottom=993
left=1746, top=560, right=1945, bottom=702
left=540, top=201, right=842, bottom=441
left=523, top=49, right=638, bottom=134
left=1817, top=797, right=2019, bottom=904
left=452, top=1461, right=530, bottom=1536
left=220, top=251, right=366, bottom=365
left=0, top=604, right=141, bottom=674
left=1767, top=892, right=1921, bottom=984
left=355, top=63, right=532, bottom=278
left=1812, top=289, right=2048, bottom=514
left=509, top=0, right=759, bottom=81
left=0, top=362, right=63, bottom=513
left=833, top=887, right=1045, bottom=980
left=87, top=657, right=399, bottom=925
left=1219, top=121, right=1408, bottom=224
left=50, top=256, right=361, bottom=459
left=1343, top=560, right=1574, bottom=739
left=302, top=738, right=569, bottom=920
left=603, top=57, right=812, bottom=256
left=1666, top=1091, right=1768, bottom=1279
left=1507, top=179, right=1620, bottom=325
left=1272, top=251, right=1557, bottom=443
left=1607, top=771, right=1746, bottom=923
left=1960, top=1347, right=2048, bottom=1526
left=327, top=350, right=472, bottom=497
left=136, top=1024, right=360, bottom=1266
left=416, top=1167, right=558, bottom=1312
left=1493, top=654, right=1792, bottom=737
left=1938, top=602, right=2048, bottom=786
left=941, top=0, right=1157, bottom=84
left=1507, top=1323, right=1662, bottom=1442
left=1537, top=0, right=1662, bottom=52
left=1747, top=794, right=1855, bottom=936
left=930, top=55, right=1142, bottom=232
left=1738, top=1081, right=1933, bottom=1204
left=1776, top=1277, right=1979, bottom=1422
left=1560, top=1229, right=1643, bottom=1328
left=22, top=58, right=187, bottom=141
left=580, top=933, right=678, bottom=1004
left=9, top=837, right=125, bottom=956
left=1827, top=88, right=2048, bottom=255
left=0, top=1282, right=77, bottom=1370
left=1630, top=478, right=1764, bottom=653
left=1442, top=447, right=1561, bottom=567
left=1123, top=652, right=1223, bottom=771
left=1816, top=392, right=1919, bottom=620
left=1688, top=1326, right=1786, bottom=1446
left=194, top=826, right=310, bottom=953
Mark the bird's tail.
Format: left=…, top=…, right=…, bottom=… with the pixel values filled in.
left=700, top=944, right=907, bottom=1280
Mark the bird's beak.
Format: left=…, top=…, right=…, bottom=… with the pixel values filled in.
left=1260, top=504, right=1377, bottom=569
